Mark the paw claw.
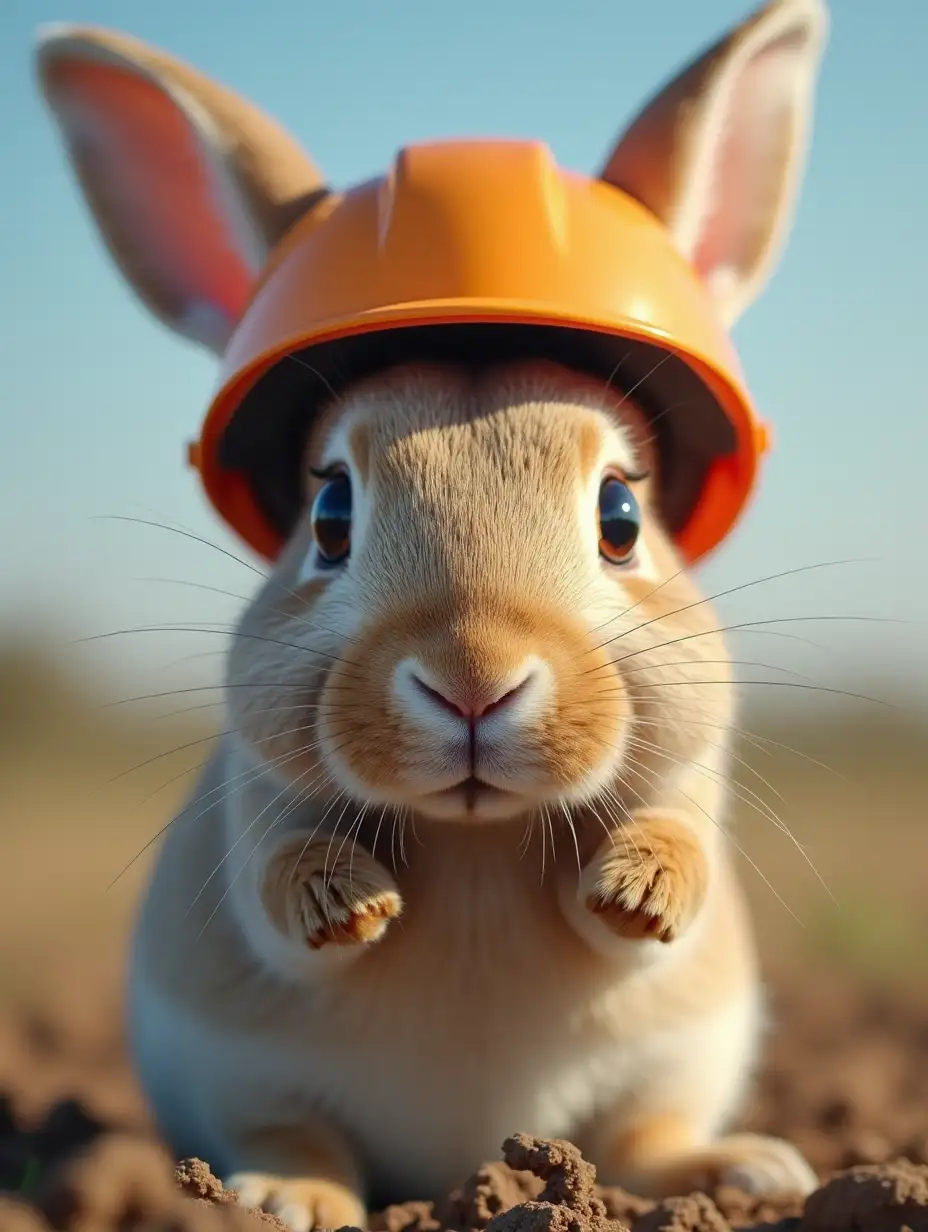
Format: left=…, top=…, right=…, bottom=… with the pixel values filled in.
left=580, top=812, right=707, bottom=944
left=718, top=1134, right=819, bottom=1197
left=226, top=1172, right=365, bottom=1231
left=263, top=839, right=402, bottom=952
left=620, top=1133, right=818, bottom=1201
left=303, top=874, right=402, bottom=950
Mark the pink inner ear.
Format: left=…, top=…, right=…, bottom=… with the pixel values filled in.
left=49, top=59, right=253, bottom=326
left=690, top=36, right=801, bottom=290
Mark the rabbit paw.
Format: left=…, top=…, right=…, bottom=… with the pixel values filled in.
left=262, top=836, right=402, bottom=951
left=226, top=1172, right=366, bottom=1231
left=715, top=1134, right=819, bottom=1196
left=622, top=1133, right=818, bottom=1199
left=580, top=809, right=708, bottom=943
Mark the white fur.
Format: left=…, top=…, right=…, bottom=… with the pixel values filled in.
left=130, top=843, right=762, bottom=1201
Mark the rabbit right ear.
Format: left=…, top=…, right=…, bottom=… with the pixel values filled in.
left=599, top=0, right=827, bottom=328
left=35, top=25, right=328, bottom=353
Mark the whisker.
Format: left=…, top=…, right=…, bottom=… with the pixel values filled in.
left=560, top=803, right=582, bottom=881
left=284, top=787, right=350, bottom=901
left=97, top=713, right=337, bottom=790
left=188, top=758, right=333, bottom=920
left=599, top=791, right=645, bottom=864
left=619, top=679, right=896, bottom=709
left=101, top=681, right=309, bottom=710
left=370, top=804, right=391, bottom=865
left=605, top=785, right=662, bottom=869
left=518, top=816, right=534, bottom=860
left=588, top=622, right=845, bottom=673
left=539, top=804, right=551, bottom=884
left=622, top=732, right=837, bottom=905
left=76, top=623, right=365, bottom=680
left=105, top=742, right=315, bottom=890
left=619, top=757, right=803, bottom=927
left=93, top=514, right=269, bottom=584
left=398, top=808, right=410, bottom=868
left=594, top=700, right=850, bottom=783
left=135, top=576, right=361, bottom=646
left=348, top=802, right=371, bottom=886
left=607, top=656, right=815, bottom=684
left=285, top=351, right=340, bottom=400
left=588, top=558, right=884, bottom=656
left=583, top=615, right=903, bottom=680
left=390, top=812, right=400, bottom=877
left=613, top=346, right=680, bottom=413
left=323, top=796, right=360, bottom=899
left=94, top=514, right=357, bottom=640
left=197, top=772, right=340, bottom=943
left=585, top=800, right=619, bottom=853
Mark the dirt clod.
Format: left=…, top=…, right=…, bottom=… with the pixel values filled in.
left=0, top=966, right=926, bottom=1232
left=478, top=1135, right=627, bottom=1232
left=442, top=1161, right=543, bottom=1232
left=800, top=1159, right=928, bottom=1231
left=631, top=1193, right=730, bottom=1232
left=175, top=1159, right=237, bottom=1207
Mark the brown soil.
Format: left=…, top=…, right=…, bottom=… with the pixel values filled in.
left=0, top=962, right=926, bottom=1232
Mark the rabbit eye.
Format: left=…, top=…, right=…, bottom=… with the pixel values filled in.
left=598, top=476, right=641, bottom=565
left=311, top=473, right=352, bottom=565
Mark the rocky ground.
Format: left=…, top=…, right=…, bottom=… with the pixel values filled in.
left=0, top=961, right=925, bottom=1232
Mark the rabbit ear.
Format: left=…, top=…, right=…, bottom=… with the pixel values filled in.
left=35, top=25, right=328, bottom=353
left=600, top=0, right=828, bottom=327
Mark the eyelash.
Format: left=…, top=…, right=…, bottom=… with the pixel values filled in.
left=611, top=467, right=649, bottom=484
left=308, top=462, right=346, bottom=481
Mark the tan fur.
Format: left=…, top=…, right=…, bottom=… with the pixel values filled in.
left=35, top=3, right=829, bottom=1226
left=127, top=360, right=818, bottom=1221
left=582, top=810, right=710, bottom=943
left=261, top=836, right=402, bottom=950
left=225, top=1121, right=366, bottom=1230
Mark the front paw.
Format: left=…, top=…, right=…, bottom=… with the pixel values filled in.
left=226, top=1172, right=366, bottom=1231
left=619, top=1133, right=818, bottom=1200
left=579, top=809, right=708, bottom=943
left=262, top=835, right=402, bottom=951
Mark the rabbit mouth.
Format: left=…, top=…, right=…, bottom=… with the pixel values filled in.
left=436, top=776, right=507, bottom=809
left=421, top=774, right=528, bottom=820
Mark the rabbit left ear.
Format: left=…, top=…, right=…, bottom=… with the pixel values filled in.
left=600, top=0, right=828, bottom=327
left=36, top=25, right=328, bottom=353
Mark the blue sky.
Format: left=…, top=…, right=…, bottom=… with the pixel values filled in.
left=1, top=0, right=926, bottom=705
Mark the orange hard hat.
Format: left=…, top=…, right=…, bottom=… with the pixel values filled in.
left=192, top=138, right=769, bottom=563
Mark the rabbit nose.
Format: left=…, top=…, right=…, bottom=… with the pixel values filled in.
left=399, top=659, right=546, bottom=723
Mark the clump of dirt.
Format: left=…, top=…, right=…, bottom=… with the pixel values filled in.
left=0, top=965, right=927, bottom=1231
left=477, top=1133, right=630, bottom=1232
left=801, top=1159, right=928, bottom=1231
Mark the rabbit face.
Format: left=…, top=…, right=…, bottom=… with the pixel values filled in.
left=229, top=359, right=731, bottom=824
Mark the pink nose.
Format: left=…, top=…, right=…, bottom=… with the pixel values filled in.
left=409, top=671, right=531, bottom=720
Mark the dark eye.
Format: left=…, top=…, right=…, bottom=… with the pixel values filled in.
left=311, top=474, right=352, bottom=565
left=598, top=476, right=641, bottom=565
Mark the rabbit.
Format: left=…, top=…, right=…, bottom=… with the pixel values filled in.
left=35, top=1, right=829, bottom=1228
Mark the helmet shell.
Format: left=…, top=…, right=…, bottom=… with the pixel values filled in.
left=190, top=138, right=770, bottom=562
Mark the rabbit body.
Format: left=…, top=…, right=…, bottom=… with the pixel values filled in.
left=127, top=363, right=809, bottom=1221
left=35, top=1, right=830, bottom=1225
